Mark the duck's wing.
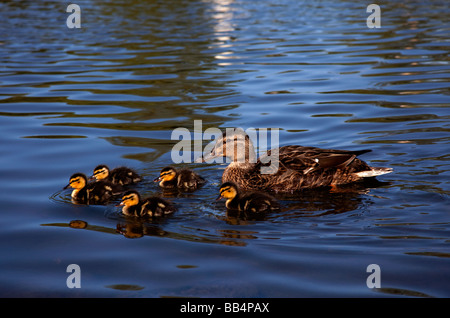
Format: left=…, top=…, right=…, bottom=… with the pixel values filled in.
left=258, top=145, right=371, bottom=175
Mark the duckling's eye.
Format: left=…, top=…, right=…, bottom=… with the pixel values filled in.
left=220, top=187, right=231, bottom=195
left=94, top=168, right=107, bottom=176
left=70, top=178, right=80, bottom=184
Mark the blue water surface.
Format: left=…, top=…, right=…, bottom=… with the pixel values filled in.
left=0, top=0, right=449, bottom=298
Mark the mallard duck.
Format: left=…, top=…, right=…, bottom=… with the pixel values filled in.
left=91, top=164, right=142, bottom=186
left=217, top=182, right=280, bottom=213
left=153, top=166, right=205, bottom=191
left=118, top=190, right=176, bottom=217
left=200, top=128, right=393, bottom=193
left=64, top=173, right=115, bottom=205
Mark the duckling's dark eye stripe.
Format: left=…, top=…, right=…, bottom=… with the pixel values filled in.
left=220, top=187, right=231, bottom=194
left=70, top=178, right=80, bottom=184
left=160, top=172, right=171, bottom=177
left=94, top=169, right=106, bottom=176
left=122, top=195, right=134, bottom=201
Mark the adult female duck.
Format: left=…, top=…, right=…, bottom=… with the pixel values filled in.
left=200, top=128, right=392, bottom=193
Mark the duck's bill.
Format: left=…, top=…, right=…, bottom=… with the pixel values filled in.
left=215, top=195, right=223, bottom=201
left=153, top=176, right=162, bottom=182
left=63, top=183, right=71, bottom=190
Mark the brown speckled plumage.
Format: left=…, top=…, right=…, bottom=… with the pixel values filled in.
left=202, top=129, right=393, bottom=193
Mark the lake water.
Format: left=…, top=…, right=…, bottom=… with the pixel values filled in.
left=0, top=0, right=449, bottom=298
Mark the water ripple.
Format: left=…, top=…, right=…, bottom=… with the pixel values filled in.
left=0, top=0, right=449, bottom=298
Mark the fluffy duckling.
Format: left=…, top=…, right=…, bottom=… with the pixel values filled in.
left=201, top=128, right=393, bottom=193
left=91, top=164, right=142, bottom=186
left=217, top=182, right=280, bottom=213
left=118, top=190, right=176, bottom=218
left=154, top=166, right=205, bottom=191
left=64, top=173, right=115, bottom=205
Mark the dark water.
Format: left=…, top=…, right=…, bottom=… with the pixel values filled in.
left=0, top=0, right=449, bottom=298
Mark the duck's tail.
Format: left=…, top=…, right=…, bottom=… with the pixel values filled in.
left=354, top=167, right=393, bottom=178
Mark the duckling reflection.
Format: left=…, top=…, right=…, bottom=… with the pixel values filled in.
left=64, top=173, right=116, bottom=205
left=69, top=220, right=88, bottom=229
left=154, top=166, right=205, bottom=192
left=116, top=222, right=168, bottom=239
left=41, top=220, right=118, bottom=236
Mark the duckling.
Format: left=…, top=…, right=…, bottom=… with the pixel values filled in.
left=64, top=173, right=115, bottom=205
left=200, top=128, right=393, bottom=193
left=118, top=190, right=176, bottom=217
left=154, top=166, right=205, bottom=191
left=91, top=164, right=142, bottom=186
left=217, top=182, right=280, bottom=213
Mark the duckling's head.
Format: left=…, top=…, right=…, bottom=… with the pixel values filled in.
left=92, top=164, right=110, bottom=181
left=217, top=182, right=239, bottom=201
left=154, top=166, right=177, bottom=183
left=119, top=190, right=141, bottom=207
left=64, top=173, right=88, bottom=190
left=201, top=128, right=256, bottom=163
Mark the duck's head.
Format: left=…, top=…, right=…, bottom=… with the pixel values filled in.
left=64, top=173, right=88, bottom=190
left=217, top=182, right=239, bottom=201
left=154, top=166, right=177, bottom=183
left=119, top=190, right=141, bottom=207
left=200, top=128, right=256, bottom=163
left=91, top=164, right=110, bottom=181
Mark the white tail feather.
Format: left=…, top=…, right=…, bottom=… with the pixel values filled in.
left=355, top=167, right=393, bottom=178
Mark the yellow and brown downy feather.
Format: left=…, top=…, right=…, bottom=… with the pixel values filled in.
left=91, top=164, right=142, bottom=187
left=154, top=166, right=205, bottom=191
left=64, top=172, right=115, bottom=205
left=217, top=181, right=280, bottom=213
left=201, top=128, right=393, bottom=193
left=118, top=190, right=176, bottom=218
